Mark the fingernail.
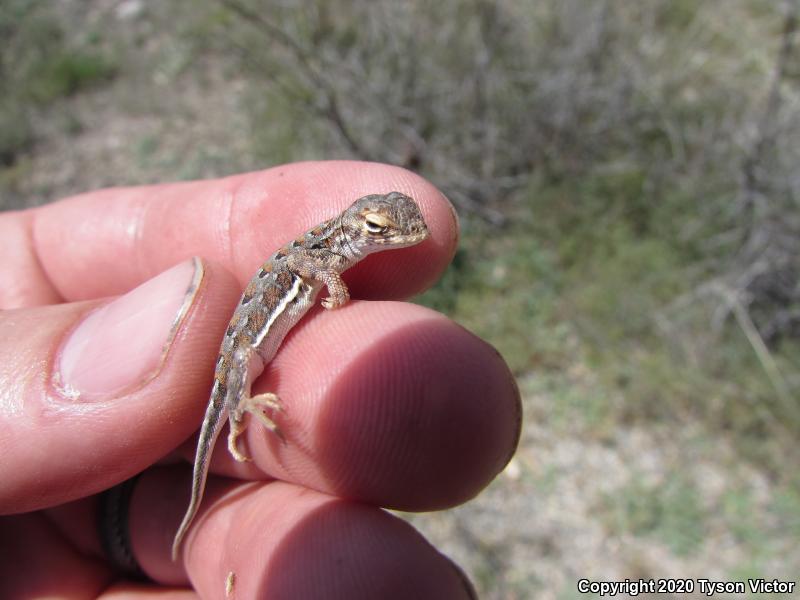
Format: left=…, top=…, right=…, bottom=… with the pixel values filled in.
left=55, top=258, right=204, bottom=400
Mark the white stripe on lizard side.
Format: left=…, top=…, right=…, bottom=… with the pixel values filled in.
left=254, top=275, right=303, bottom=348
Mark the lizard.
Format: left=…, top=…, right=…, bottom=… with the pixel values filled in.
left=171, top=191, right=429, bottom=560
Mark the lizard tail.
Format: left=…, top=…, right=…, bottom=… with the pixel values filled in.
left=171, top=397, right=227, bottom=561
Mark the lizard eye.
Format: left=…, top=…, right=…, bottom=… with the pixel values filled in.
left=364, top=215, right=389, bottom=234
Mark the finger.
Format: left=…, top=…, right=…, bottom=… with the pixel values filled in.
left=99, top=587, right=198, bottom=600
left=0, top=511, right=197, bottom=599
left=0, top=512, right=112, bottom=598
left=1, top=260, right=518, bottom=516
left=3, top=161, right=456, bottom=308
left=132, top=470, right=476, bottom=599
left=195, top=301, right=521, bottom=512
left=0, top=258, right=241, bottom=513
left=0, top=211, right=62, bottom=307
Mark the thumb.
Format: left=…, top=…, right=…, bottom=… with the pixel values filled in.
left=0, top=258, right=239, bottom=514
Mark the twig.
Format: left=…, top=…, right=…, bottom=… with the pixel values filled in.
left=713, top=284, right=797, bottom=421
left=739, top=2, right=797, bottom=228
left=218, top=0, right=372, bottom=158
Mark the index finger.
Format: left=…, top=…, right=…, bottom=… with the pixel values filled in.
left=2, top=161, right=457, bottom=306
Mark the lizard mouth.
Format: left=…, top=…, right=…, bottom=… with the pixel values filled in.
left=390, top=230, right=429, bottom=247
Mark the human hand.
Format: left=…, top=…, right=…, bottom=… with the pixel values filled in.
left=0, top=162, right=520, bottom=599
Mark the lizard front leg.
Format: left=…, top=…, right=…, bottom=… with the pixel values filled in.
left=314, top=269, right=350, bottom=309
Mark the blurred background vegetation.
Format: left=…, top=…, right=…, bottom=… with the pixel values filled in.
left=2, top=0, right=798, bottom=597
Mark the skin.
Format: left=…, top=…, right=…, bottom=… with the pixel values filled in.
left=0, top=161, right=521, bottom=599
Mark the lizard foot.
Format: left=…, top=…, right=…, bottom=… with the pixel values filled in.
left=227, top=419, right=251, bottom=462
left=321, top=292, right=349, bottom=310
left=244, top=392, right=286, bottom=442
left=227, top=393, right=286, bottom=461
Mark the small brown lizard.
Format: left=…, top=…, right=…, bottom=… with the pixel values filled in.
left=172, top=192, right=429, bottom=560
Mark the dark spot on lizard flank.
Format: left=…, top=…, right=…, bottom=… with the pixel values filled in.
left=215, top=368, right=229, bottom=391
left=230, top=330, right=245, bottom=351
left=260, top=284, right=283, bottom=309
left=225, top=312, right=242, bottom=337
left=240, top=281, right=258, bottom=305
left=310, top=226, right=324, bottom=237
left=248, top=308, right=268, bottom=333
left=275, top=271, right=293, bottom=288
left=273, top=248, right=288, bottom=260
left=257, top=263, right=273, bottom=278
left=216, top=352, right=231, bottom=374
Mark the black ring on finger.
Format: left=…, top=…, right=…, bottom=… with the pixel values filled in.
left=96, top=474, right=147, bottom=580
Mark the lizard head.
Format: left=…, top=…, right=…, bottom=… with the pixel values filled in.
left=341, top=191, right=429, bottom=254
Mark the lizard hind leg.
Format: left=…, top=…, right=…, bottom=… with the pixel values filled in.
left=227, top=393, right=285, bottom=461
left=227, top=414, right=252, bottom=462
left=245, top=392, right=286, bottom=442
